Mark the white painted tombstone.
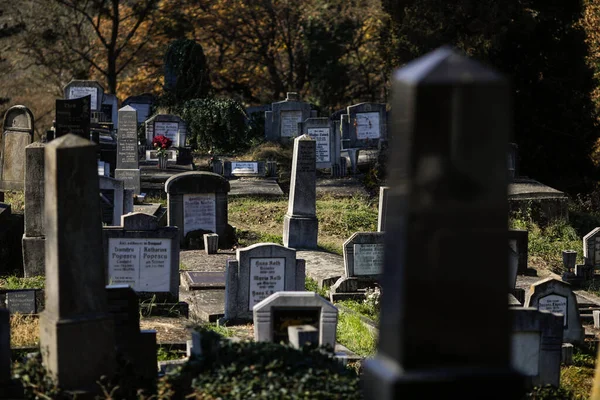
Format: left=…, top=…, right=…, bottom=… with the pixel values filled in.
left=224, top=243, right=306, bottom=321
left=524, top=278, right=584, bottom=344
left=0, top=105, right=34, bottom=191
left=253, top=291, right=338, bottom=347
left=583, top=227, right=600, bottom=268
left=145, top=114, right=187, bottom=148
left=103, top=213, right=180, bottom=301
left=122, top=93, right=155, bottom=125
left=265, top=92, right=312, bottom=142
left=64, top=79, right=105, bottom=112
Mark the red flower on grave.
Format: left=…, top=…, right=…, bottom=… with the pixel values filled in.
left=152, top=135, right=172, bottom=157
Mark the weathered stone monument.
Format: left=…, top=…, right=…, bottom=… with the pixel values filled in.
left=299, top=117, right=340, bottom=171
left=39, top=134, right=116, bottom=393
left=55, top=96, right=91, bottom=139
left=0, top=105, right=34, bottom=192
left=103, top=213, right=180, bottom=301
left=361, top=47, right=525, bottom=398
left=283, top=134, right=318, bottom=249
left=145, top=114, right=187, bottom=148
left=224, top=243, right=305, bottom=322
left=115, top=106, right=141, bottom=194
left=122, top=93, right=155, bottom=124
left=22, top=142, right=46, bottom=277
left=64, top=79, right=105, bottom=113
left=265, top=92, right=313, bottom=142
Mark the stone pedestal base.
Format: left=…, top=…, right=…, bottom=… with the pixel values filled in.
left=283, top=214, right=318, bottom=249
left=362, top=358, right=525, bottom=399
left=40, top=312, right=115, bottom=393
left=22, top=235, right=45, bottom=277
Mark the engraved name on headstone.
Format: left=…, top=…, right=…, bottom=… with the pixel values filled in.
left=232, top=162, right=258, bottom=174
left=55, top=96, right=91, bottom=139
left=307, top=127, right=330, bottom=163
left=538, top=294, right=568, bottom=327
left=183, top=193, right=216, bottom=235
left=353, top=243, right=384, bottom=276
left=68, top=86, right=98, bottom=111
left=280, top=110, right=303, bottom=137
left=6, top=290, right=37, bottom=314
left=355, top=112, right=380, bottom=140
left=116, top=107, right=139, bottom=170
left=249, top=257, right=285, bottom=309
left=155, top=121, right=179, bottom=143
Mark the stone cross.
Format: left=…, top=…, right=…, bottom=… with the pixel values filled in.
left=361, top=47, right=524, bottom=398
left=39, top=134, right=115, bottom=393
left=283, top=134, right=318, bottom=249
left=22, top=142, right=46, bottom=277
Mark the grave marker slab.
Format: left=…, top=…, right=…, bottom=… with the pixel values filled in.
left=509, top=229, right=529, bottom=275
left=145, top=114, right=187, bottom=148
left=6, top=290, right=37, bottom=314
left=300, top=117, right=340, bottom=171
left=343, top=232, right=385, bottom=277
left=115, top=106, right=141, bottom=194
left=122, top=93, right=155, bottom=124
left=0, top=105, right=34, bottom=191
left=253, top=291, right=337, bottom=347
left=224, top=243, right=305, bottom=321
left=184, top=271, right=225, bottom=290
left=584, top=227, right=600, bottom=268
left=55, top=96, right=91, bottom=139
left=343, top=103, right=387, bottom=149
left=64, top=79, right=104, bottom=112
left=265, top=92, right=312, bottom=142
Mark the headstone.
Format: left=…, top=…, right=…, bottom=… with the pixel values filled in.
left=64, top=79, right=105, bottom=112
left=377, top=186, right=389, bottom=232
left=99, top=176, right=125, bottom=226
left=563, top=250, right=577, bottom=271
left=283, top=135, right=318, bottom=249
left=101, top=94, right=119, bottom=128
left=55, top=96, right=91, bottom=139
left=524, top=278, right=584, bottom=344
left=145, top=114, right=187, bottom=148
left=254, top=292, right=337, bottom=347
left=103, top=213, right=180, bottom=301
left=265, top=92, right=312, bottom=142
left=0, top=308, right=9, bottom=385
left=222, top=161, right=267, bottom=177
left=509, top=229, right=529, bottom=275
left=6, top=290, right=37, bottom=314
left=164, top=172, right=231, bottom=247
left=122, top=93, right=155, bottom=125
left=224, top=243, right=305, bottom=321
left=343, top=232, right=385, bottom=277
left=562, top=343, right=574, bottom=365
left=203, top=233, right=218, bottom=254
left=510, top=308, right=563, bottom=388
left=300, top=117, right=340, bottom=171
left=40, top=134, right=116, bottom=393
left=22, top=142, right=46, bottom=277
left=115, top=106, right=141, bottom=194
left=584, top=227, right=600, bottom=268
left=0, top=105, right=34, bottom=191
left=361, top=47, right=524, bottom=399
left=343, top=102, right=387, bottom=149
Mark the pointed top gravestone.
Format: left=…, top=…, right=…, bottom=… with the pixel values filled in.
left=361, top=47, right=524, bottom=399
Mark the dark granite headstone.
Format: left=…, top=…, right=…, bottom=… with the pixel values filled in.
left=55, top=96, right=91, bottom=139
left=6, top=290, right=37, bottom=314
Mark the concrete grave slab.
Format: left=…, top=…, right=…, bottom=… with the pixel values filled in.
left=184, top=271, right=225, bottom=290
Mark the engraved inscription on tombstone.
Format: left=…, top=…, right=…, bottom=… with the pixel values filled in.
left=155, top=121, right=178, bottom=143
left=6, top=290, right=37, bottom=314
left=183, top=193, right=216, bottom=235
left=307, top=128, right=330, bottom=163
left=355, top=112, right=380, bottom=140
left=231, top=162, right=258, bottom=174
left=68, top=86, right=98, bottom=110
left=298, top=146, right=316, bottom=173
left=55, top=96, right=91, bottom=138
left=117, top=107, right=139, bottom=169
left=353, top=243, right=384, bottom=276
left=280, top=110, right=303, bottom=137
left=249, top=257, right=285, bottom=309
left=539, top=294, right=568, bottom=327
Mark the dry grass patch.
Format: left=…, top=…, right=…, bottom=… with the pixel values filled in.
left=4, top=191, right=24, bottom=213
left=10, top=314, right=39, bottom=347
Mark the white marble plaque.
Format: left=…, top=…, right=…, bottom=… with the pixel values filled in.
left=356, top=112, right=381, bottom=140
left=539, top=294, right=568, bottom=326
left=249, top=257, right=285, bottom=309
left=155, top=121, right=179, bottom=143
left=108, top=238, right=171, bottom=292
left=280, top=110, right=303, bottom=137
left=307, top=128, right=330, bottom=163
left=183, top=193, right=216, bottom=236
left=232, top=162, right=258, bottom=174
left=68, top=86, right=98, bottom=110
left=353, top=243, right=384, bottom=275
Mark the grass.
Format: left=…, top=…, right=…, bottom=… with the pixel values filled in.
left=157, top=346, right=185, bottom=361
left=10, top=314, right=39, bottom=348
left=0, top=276, right=45, bottom=290
left=4, top=190, right=24, bottom=213
left=305, top=277, right=328, bottom=298
left=336, top=310, right=377, bottom=357
left=337, top=300, right=379, bottom=322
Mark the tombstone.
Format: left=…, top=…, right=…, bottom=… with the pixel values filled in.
left=0, top=105, right=34, bottom=192
left=114, top=106, right=141, bottom=194
left=224, top=243, right=305, bottom=322
left=64, top=79, right=105, bottom=113
left=299, top=117, right=340, bottom=172
left=377, top=186, right=389, bottom=232
left=361, top=48, right=525, bottom=399
left=510, top=308, right=563, bottom=388
left=122, top=93, right=155, bottom=125
left=55, top=96, right=91, bottom=139
left=39, top=134, right=116, bottom=393
left=6, top=290, right=37, bottom=314
left=283, top=135, right=318, bottom=249
left=265, top=92, right=312, bottom=142
left=99, top=176, right=126, bottom=226
left=584, top=227, right=600, bottom=268
left=343, top=103, right=387, bottom=149
left=22, top=142, right=46, bottom=277
left=509, top=229, right=529, bottom=275
left=103, top=213, right=180, bottom=301
left=223, top=161, right=267, bottom=177
left=165, top=172, right=231, bottom=247
left=101, top=93, right=119, bottom=129
left=145, top=114, right=187, bottom=148
left=524, top=278, right=584, bottom=344
left=253, top=291, right=337, bottom=347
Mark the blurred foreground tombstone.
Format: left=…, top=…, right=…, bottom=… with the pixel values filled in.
left=361, top=47, right=525, bottom=399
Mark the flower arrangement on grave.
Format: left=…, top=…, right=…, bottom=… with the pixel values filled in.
left=152, top=134, right=173, bottom=158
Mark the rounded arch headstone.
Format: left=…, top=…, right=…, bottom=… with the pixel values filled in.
left=0, top=105, right=35, bottom=191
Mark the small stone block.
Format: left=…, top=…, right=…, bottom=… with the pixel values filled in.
left=288, top=325, right=319, bottom=349
left=563, top=250, right=577, bottom=270
left=203, top=233, right=219, bottom=254
left=594, top=310, right=600, bottom=329
left=561, top=343, right=573, bottom=365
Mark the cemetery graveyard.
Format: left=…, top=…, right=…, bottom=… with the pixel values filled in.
left=1, top=47, right=600, bottom=399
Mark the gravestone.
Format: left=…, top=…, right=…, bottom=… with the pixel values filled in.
left=39, top=134, right=116, bottom=393
left=223, top=161, right=267, bottom=177
left=509, top=229, right=529, bottom=275
left=253, top=291, right=337, bottom=347
left=344, top=103, right=387, bottom=149
left=22, top=142, right=46, bottom=277
left=0, top=105, right=34, bottom=191
left=103, top=213, right=180, bottom=301
left=524, top=278, right=584, bottom=344
left=165, top=172, right=232, bottom=247
left=115, top=106, right=141, bottom=194
left=6, top=290, right=37, bottom=314
left=283, top=135, right=318, bottom=249
left=99, top=176, right=126, bottom=226
left=122, top=93, right=155, bottom=125
left=377, top=186, right=389, bottom=232
left=361, top=47, right=525, bottom=399
left=64, top=79, right=104, bottom=112
left=101, top=94, right=118, bottom=128
left=265, top=92, right=312, bottom=142
left=510, top=308, right=563, bottom=388
left=145, top=114, right=187, bottom=148
left=224, top=243, right=306, bottom=321
left=584, top=227, right=600, bottom=268
left=55, top=96, right=91, bottom=139
left=299, top=117, right=340, bottom=171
